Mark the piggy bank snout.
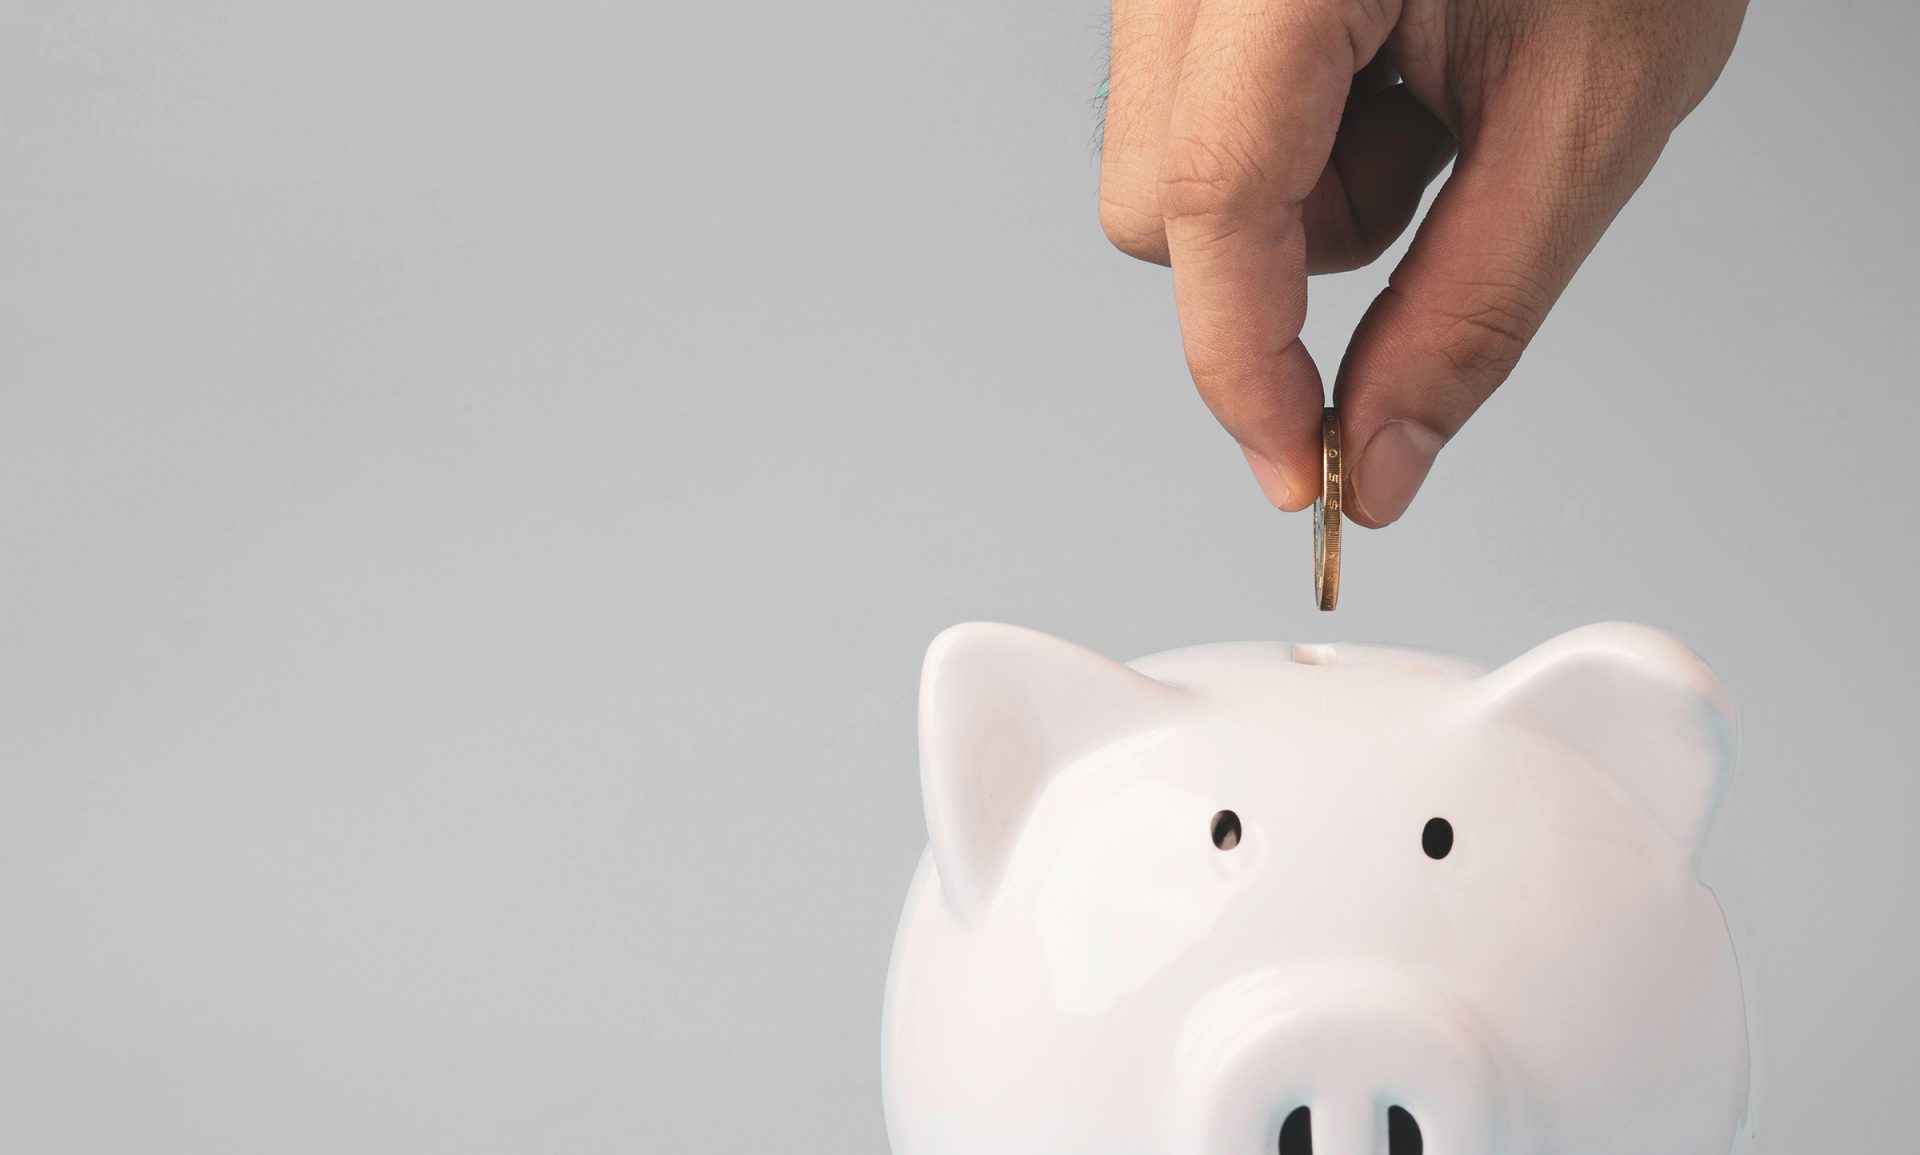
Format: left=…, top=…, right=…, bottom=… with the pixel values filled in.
left=1173, top=970, right=1506, bottom=1155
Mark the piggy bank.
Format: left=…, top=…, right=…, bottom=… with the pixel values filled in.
left=882, top=623, right=1750, bottom=1155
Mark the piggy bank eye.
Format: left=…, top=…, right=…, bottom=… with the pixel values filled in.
left=1210, top=810, right=1242, bottom=850
left=1422, top=817, right=1454, bottom=860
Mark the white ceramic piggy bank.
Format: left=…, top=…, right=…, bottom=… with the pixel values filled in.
left=882, top=622, right=1749, bottom=1155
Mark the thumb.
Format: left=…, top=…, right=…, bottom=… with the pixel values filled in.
left=1333, top=85, right=1669, bottom=527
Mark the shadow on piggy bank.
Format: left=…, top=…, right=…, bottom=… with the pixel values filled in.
left=882, top=623, right=1750, bottom=1155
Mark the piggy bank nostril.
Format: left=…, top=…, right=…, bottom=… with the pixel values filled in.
left=1387, top=1105, right=1423, bottom=1154
left=1272, top=1102, right=1417, bottom=1154
left=1276, top=1105, right=1311, bottom=1154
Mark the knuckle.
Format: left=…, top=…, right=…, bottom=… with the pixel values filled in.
left=1182, top=337, right=1237, bottom=395
left=1527, top=17, right=1685, bottom=140
left=1097, top=186, right=1167, bottom=262
left=1155, top=132, right=1269, bottom=222
left=1434, top=289, right=1539, bottom=381
left=1340, top=0, right=1395, bottom=65
left=1179, top=330, right=1261, bottom=415
left=1568, top=64, right=1663, bottom=152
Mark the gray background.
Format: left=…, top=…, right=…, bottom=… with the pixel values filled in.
left=1, top=1, right=1913, bottom=1151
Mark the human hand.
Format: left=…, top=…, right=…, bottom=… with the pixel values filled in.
left=1099, top=0, right=1745, bottom=525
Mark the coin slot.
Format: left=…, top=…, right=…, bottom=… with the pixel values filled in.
left=1388, top=1105, right=1423, bottom=1154
left=1277, top=1105, right=1311, bottom=1154
left=1291, top=643, right=1338, bottom=666
left=1210, top=810, right=1241, bottom=851
left=1422, top=817, right=1453, bottom=860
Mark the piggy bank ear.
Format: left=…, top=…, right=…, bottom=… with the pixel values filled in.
left=919, top=623, right=1182, bottom=918
left=1475, top=622, right=1736, bottom=861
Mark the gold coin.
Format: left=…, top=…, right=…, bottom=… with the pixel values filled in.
left=1314, top=407, right=1341, bottom=611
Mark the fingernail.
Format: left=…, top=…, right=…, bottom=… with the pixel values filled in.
left=1240, top=445, right=1294, bottom=508
left=1351, top=419, right=1444, bottom=526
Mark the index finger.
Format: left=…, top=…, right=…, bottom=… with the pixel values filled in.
left=1158, top=0, right=1394, bottom=509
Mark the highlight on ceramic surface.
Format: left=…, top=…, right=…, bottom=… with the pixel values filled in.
left=882, top=622, right=1750, bottom=1155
